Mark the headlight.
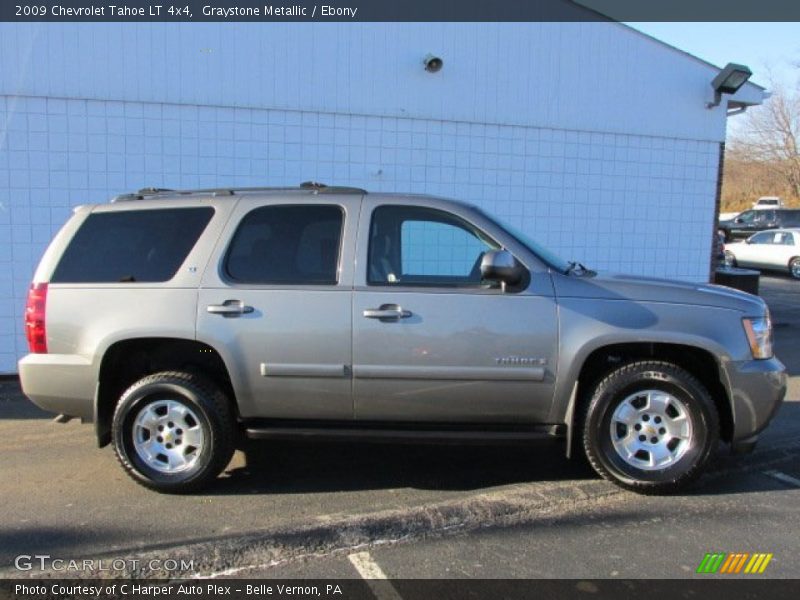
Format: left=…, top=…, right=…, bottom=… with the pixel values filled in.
left=742, top=314, right=773, bottom=359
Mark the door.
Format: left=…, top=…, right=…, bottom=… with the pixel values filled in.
left=737, top=231, right=775, bottom=268
left=352, top=203, right=559, bottom=424
left=730, top=210, right=760, bottom=239
left=763, top=231, right=796, bottom=269
left=197, top=197, right=361, bottom=420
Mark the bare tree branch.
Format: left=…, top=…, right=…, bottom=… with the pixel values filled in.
left=724, top=71, right=800, bottom=210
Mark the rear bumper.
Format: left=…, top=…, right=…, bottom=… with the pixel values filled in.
left=18, top=354, right=96, bottom=421
left=723, top=356, right=786, bottom=443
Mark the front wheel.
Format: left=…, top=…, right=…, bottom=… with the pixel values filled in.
left=582, top=361, right=719, bottom=494
left=112, top=371, right=236, bottom=493
left=790, top=257, right=800, bottom=279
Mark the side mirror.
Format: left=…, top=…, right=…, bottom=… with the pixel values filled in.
left=745, top=238, right=752, bottom=244
left=480, top=250, right=523, bottom=287
left=735, top=218, right=744, bottom=223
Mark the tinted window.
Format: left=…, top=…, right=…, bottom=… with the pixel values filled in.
left=225, top=205, right=343, bottom=284
left=779, top=211, right=800, bottom=227
left=368, top=205, right=498, bottom=286
left=749, top=232, right=774, bottom=245
left=52, top=207, right=214, bottom=283
left=752, top=211, right=773, bottom=223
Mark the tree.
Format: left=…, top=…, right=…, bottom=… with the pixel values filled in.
left=727, top=81, right=800, bottom=203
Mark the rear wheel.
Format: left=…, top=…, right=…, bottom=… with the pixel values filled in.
left=582, top=361, right=719, bottom=494
left=790, top=257, right=800, bottom=279
left=112, top=371, right=235, bottom=493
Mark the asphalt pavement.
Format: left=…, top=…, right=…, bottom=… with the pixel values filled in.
left=1, top=274, right=799, bottom=579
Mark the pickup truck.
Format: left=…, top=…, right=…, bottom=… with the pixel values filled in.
left=753, top=196, right=784, bottom=210
left=719, top=208, right=800, bottom=242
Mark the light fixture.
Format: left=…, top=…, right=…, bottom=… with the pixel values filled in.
left=423, top=53, right=443, bottom=73
left=707, top=63, right=752, bottom=108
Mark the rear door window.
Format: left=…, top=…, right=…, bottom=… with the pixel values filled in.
left=224, top=205, right=344, bottom=285
left=51, top=207, right=214, bottom=283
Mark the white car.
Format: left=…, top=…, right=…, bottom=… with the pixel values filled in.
left=724, top=229, right=800, bottom=279
left=752, top=196, right=784, bottom=210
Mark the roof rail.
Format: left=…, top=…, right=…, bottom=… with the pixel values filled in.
left=110, top=182, right=367, bottom=202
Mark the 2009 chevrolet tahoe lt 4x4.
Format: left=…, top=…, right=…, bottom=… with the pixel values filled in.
left=19, top=184, right=787, bottom=494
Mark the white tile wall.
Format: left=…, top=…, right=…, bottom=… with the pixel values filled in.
left=0, top=23, right=760, bottom=143
left=0, top=95, right=719, bottom=373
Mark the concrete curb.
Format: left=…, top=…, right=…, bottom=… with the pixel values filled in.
left=5, top=479, right=622, bottom=580
left=7, top=435, right=800, bottom=581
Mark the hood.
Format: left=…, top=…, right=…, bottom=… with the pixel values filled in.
left=552, top=271, right=767, bottom=315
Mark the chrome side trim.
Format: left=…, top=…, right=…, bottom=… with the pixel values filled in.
left=260, top=363, right=348, bottom=378
left=352, top=365, right=545, bottom=381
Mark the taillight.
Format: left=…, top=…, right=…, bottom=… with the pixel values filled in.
left=25, top=283, right=48, bottom=354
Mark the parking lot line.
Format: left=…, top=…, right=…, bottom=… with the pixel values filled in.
left=347, top=551, right=403, bottom=600
left=762, top=469, right=800, bottom=488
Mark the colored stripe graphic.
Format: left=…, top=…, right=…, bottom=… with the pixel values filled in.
left=744, top=553, right=774, bottom=574
left=758, top=554, right=773, bottom=573
left=696, top=553, right=713, bottom=573
left=697, top=553, right=726, bottom=573
left=720, top=554, right=737, bottom=573
left=733, top=553, right=750, bottom=574
left=698, top=552, right=772, bottom=574
left=719, top=553, right=751, bottom=573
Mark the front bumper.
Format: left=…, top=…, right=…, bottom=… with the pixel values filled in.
left=723, top=356, right=786, bottom=445
left=18, top=353, right=96, bottom=421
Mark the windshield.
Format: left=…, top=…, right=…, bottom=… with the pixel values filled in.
left=474, top=208, right=571, bottom=273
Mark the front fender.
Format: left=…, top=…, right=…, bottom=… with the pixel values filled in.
left=549, top=298, right=746, bottom=425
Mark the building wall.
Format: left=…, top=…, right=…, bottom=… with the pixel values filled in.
left=0, top=22, right=753, bottom=373
left=0, top=23, right=759, bottom=140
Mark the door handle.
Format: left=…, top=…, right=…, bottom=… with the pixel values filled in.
left=207, top=300, right=254, bottom=317
left=363, top=304, right=412, bottom=321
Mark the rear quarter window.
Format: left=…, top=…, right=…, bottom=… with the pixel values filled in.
left=51, top=207, right=214, bottom=283
left=780, top=211, right=800, bottom=227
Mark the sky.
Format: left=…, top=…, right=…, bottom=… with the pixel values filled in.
left=627, top=22, right=800, bottom=90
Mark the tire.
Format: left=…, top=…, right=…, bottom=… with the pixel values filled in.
left=723, top=250, right=737, bottom=268
left=582, top=361, right=719, bottom=495
left=790, top=257, right=800, bottom=280
left=112, top=371, right=236, bottom=493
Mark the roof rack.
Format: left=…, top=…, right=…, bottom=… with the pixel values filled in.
left=110, top=182, right=367, bottom=202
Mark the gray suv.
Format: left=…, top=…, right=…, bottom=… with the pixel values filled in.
left=19, top=185, right=786, bottom=494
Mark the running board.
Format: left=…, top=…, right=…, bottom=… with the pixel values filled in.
left=245, top=424, right=564, bottom=444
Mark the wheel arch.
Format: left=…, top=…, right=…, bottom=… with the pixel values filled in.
left=94, top=337, right=236, bottom=447
left=563, top=341, right=733, bottom=456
